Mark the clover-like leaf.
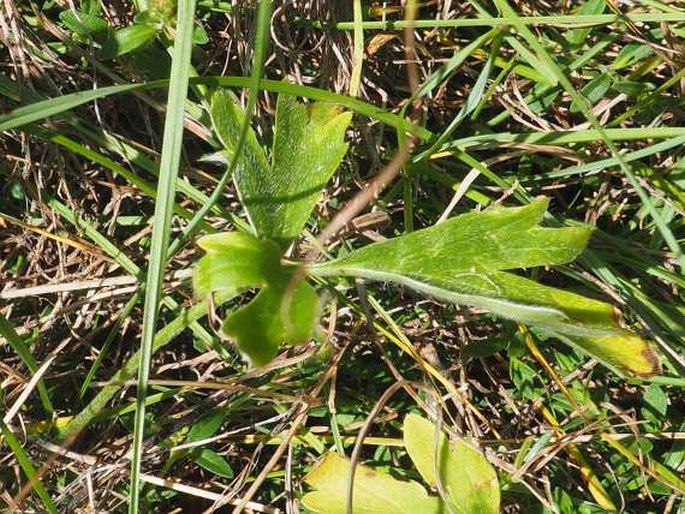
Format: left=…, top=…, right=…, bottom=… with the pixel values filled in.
left=310, top=198, right=661, bottom=377
left=221, top=277, right=319, bottom=366
left=302, top=452, right=442, bottom=514
left=403, top=414, right=500, bottom=514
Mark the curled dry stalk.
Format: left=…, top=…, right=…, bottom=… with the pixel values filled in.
left=242, top=1, right=423, bottom=510
left=326, top=3, right=423, bottom=512
left=281, top=0, right=422, bottom=345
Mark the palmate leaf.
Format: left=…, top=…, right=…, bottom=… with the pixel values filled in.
left=310, top=198, right=661, bottom=378
left=265, top=96, right=352, bottom=246
left=210, top=89, right=352, bottom=248
left=198, top=90, right=351, bottom=365
left=193, top=231, right=319, bottom=366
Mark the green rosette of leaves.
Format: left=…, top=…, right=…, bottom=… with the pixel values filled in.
left=194, top=89, right=660, bottom=378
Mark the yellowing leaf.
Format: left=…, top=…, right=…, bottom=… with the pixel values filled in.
left=302, top=452, right=441, bottom=514
left=311, top=198, right=661, bottom=378
left=403, top=414, right=447, bottom=487
left=403, top=414, right=500, bottom=514
left=559, top=332, right=661, bottom=379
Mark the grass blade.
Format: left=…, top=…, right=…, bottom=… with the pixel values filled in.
left=128, top=0, right=197, bottom=510
left=1, top=76, right=431, bottom=141
left=0, top=82, right=148, bottom=132
left=491, top=0, right=685, bottom=272
left=349, top=0, right=364, bottom=97
left=0, top=421, right=57, bottom=514
left=0, top=315, right=53, bottom=416
left=330, top=12, right=685, bottom=30
left=166, top=0, right=273, bottom=258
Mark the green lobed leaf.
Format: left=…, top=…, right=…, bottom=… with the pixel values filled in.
left=193, top=231, right=282, bottom=296
left=262, top=95, right=352, bottom=246
left=193, top=230, right=319, bottom=367
left=310, top=198, right=661, bottom=378
left=312, top=198, right=591, bottom=274
left=211, top=90, right=352, bottom=247
left=302, top=452, right=442, bottom=514
left=403, top=414, right=500, bottom=514
left=221, top=277, right=319, bottom=366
